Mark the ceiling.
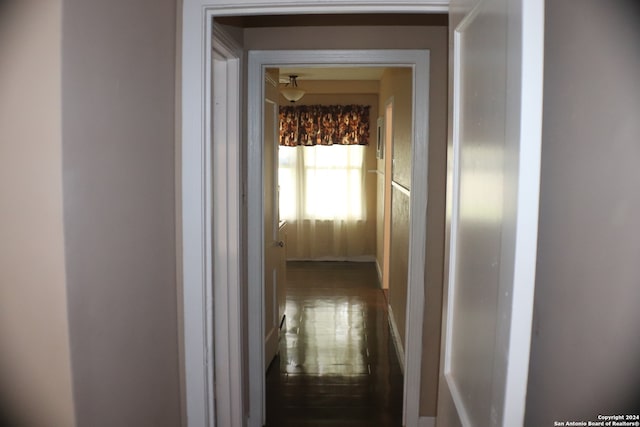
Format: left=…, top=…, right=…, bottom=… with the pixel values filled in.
left=278, top=67, right=387, bottom=82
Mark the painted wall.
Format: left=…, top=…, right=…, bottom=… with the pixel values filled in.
left=61, top=0, right=182, bottom=425
left=245, top=25, right=446, bottom=52
left=376, top=136, right=386, bottom=286
left=0, top=1, right=75, bottom=425
left=419, top=27, right=448, bottom=418
left=379, top=68, right=413, bottom=349
left=377, top=51, right=447, bottom=419
left=525, top=1, right=640, bottom=424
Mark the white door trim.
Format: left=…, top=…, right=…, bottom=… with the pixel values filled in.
left=247, top=49, right=430, bottom=427
left=181, top=2, right=448, bottom=426
left=181, top=16, right=245, bottom=427
left=439, top=0, right=543, bottom=425
left=500, top=0, right=544, bottom=423
left=211, top=29, right=244, bottom=427
left=442, top=8, right=479, bottom=425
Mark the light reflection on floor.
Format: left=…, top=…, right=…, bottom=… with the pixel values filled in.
left=283, top=300, right=369, bottom=375
left=265, top=261, right=403, bottom=427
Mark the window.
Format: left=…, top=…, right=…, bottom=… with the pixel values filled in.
left=279, top=145, right=365, bottom=221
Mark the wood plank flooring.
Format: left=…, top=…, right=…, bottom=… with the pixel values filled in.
left=265, top=261, right=403, bottom=427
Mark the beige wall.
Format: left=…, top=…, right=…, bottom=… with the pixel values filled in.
left=245, top=25, right=445, bottom=51
left=525, top=1, right=640, bottom=424
left=375, top=31, right=448, bottom=417
left=375, top=197, right=385, bottom=277
left=174, top=2, right=186, bottom=424
left=0, top=1, right=75, bottom=426
left=419, top=27, right=448, bottom=418
left=61, top=0, right=182, bottom=425
left=379, top=68, right=413, bottom=349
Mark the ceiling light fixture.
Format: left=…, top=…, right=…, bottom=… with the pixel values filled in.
left=280, top=75, right=305, bottom=103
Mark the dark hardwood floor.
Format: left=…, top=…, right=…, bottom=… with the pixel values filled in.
left=265, top=261, right=404, bottom=427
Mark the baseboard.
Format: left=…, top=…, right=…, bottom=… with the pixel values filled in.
left=387, top=304, right=405, bottom=374
left=375, top=258, right=383, bottom=287
left=418, top=416, right=436, bottom=427
left=286, top=255, right=376, bottom=262
left=264, top=327, right=279, bottom=372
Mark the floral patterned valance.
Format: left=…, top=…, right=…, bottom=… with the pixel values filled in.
left=279, top=104, right=370, bottom=146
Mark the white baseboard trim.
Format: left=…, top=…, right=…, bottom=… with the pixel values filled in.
left=418, top=416, right=436, bottom=427
left=387, top=304, right=405, bottom=374
left=375, top=258, right=383, bottom=287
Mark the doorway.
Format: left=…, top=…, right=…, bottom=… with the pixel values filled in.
left=181, top=6, right=450, bottom=427
left=182, top=3, right=544, bottom=426
left=247, top=50, right=431, bottom=427
left=262, top=65, right=410, bottom=426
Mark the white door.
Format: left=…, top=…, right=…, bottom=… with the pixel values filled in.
left=438, top=0, right=544, bottom=426
left=263, top=69, right=282, bottom=369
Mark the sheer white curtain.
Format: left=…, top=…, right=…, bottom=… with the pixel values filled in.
left=279, top=144, right=370, bottom=260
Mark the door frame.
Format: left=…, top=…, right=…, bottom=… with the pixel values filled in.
left=438, top=1, right=544, bottom=425
left=248, top=50, right=430, bottom=427
left=181, top=2, right=448, bottom=427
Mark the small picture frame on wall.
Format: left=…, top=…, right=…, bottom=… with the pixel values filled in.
left=376, top=117, right=384, bottom=159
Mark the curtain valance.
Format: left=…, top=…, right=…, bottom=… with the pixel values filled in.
left=279, top=104, right=370, bottom=146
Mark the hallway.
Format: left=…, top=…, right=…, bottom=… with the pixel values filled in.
left=265, top=261, right=403, bottom=427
